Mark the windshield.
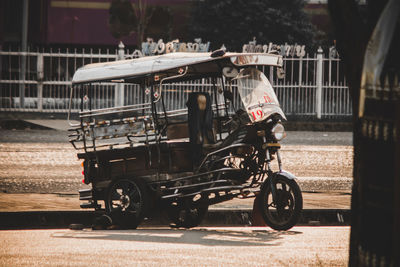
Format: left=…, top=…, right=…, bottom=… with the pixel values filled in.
left=236, top=68, right=286, bottom=122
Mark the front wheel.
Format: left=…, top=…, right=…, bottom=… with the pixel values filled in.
left=259, top=174, right=302, bottom=230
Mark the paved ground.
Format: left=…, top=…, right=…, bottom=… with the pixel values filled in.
left=0, top=141, right=353, bottom=194
left=0, top=124, right=352, bottom=266
left=0, top=128, right=353, bottom=211
left=0, top=226, right=350, bottom=266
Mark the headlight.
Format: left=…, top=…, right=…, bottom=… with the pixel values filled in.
left=271, top=123, right=286, bottom=141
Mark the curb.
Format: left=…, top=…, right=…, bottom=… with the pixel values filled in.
left=0, top=209, right=350, bottom=229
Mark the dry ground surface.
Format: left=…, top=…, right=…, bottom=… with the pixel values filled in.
left=0, top=129, right=352, bottom=266
left=0, top=129, right=353, bottom=211
left=0, top=143, right=352, bottom=192
left=0, top=227, right=350, bottom=266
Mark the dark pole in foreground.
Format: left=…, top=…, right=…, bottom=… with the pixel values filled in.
left=328, top=0, right=400, bottom=265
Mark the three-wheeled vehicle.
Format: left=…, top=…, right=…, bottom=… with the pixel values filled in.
left=68, top=50, right=302, bottom=230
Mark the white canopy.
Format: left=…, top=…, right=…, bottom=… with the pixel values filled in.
left=72, top=52, right=282, bottom=84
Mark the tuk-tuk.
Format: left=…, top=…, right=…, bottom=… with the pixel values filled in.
left=68, top=50, right=302, bottom=230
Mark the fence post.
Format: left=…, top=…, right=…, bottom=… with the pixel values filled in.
left=316, top=47, right=323, bottom=119
left=37, top=54, right=44, bottom=111
left=115, top=41, right=125, bottom=107
left=19, top=0, right=29, bottom=109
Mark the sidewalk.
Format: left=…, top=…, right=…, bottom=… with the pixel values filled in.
left=0, top=191, right=351, bottom=229
left=0, top=191, right=350, bottom=212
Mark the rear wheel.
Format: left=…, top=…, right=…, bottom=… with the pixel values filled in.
left=167, top=194, right=209, bottom=228
left=259, top=175, right=302, bottom=230
left=105, top=179, right=149, bottom=229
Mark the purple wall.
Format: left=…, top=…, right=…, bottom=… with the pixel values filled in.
left=46, top=0, right=189, bottom=46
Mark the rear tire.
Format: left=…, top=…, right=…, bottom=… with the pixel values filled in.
left=105, top=178, right=149, bottom=229
left=259, top=175, right=302, bottom=230
left=167, top=194, right=209, bottom=228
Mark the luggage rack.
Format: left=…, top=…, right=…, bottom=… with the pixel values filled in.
left=68, top=103, right=157, bottom=151
left=69, top=102, right=230, bottom=151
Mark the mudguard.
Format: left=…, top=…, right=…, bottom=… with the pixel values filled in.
left=260, top=170, right=297, bottom=192
left=277, top=170, right=296, bottom=180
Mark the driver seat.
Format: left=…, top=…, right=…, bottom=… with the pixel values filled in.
left=186, top=92, right=216, bottom=166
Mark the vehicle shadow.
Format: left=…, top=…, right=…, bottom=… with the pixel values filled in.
left=52, top=227, right=302, bottom=247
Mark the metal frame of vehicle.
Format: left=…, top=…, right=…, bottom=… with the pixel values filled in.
left=68, top=51, right=302, bottom=230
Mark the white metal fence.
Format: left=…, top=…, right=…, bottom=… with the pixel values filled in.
left=0, top=45, right=351, bottom=118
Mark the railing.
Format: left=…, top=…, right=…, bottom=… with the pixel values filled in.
left=0, top=45, right=351, bottom=118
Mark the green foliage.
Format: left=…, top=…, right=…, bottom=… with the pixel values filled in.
left=109, top=0, right=137, bottom=40
left=188, top=0, right=316, bottom=51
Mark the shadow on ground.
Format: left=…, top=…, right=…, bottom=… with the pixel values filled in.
left=51, top=227, right=302, bottom=247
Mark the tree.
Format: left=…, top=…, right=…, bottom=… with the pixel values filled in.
left=136, top=4, right=172, bottom=46
left=328, top=0, right=400, bottom=265
left=109, top=0, right=172, bottom=47
left=109, top=0, right=137, bottom=40
left=131, top=0, right=154, bottom=47
left=188, top=0, right=316, bottom=51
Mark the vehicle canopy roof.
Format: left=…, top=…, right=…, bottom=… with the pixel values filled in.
left=71, top=52, right=283, bottom=85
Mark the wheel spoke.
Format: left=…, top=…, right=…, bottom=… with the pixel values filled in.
left=130, top=202, right=140, bottom=213
left=281, top=183, right=287, bottom=192
left=130, top=190, right=140, bottom=202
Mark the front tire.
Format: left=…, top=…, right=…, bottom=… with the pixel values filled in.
left=259, top=174, right=302, bottom=230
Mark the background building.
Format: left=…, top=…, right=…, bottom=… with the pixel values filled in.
left=0, top=0, right=357, bottom=50
left=0, top=0, right=193, bottom=49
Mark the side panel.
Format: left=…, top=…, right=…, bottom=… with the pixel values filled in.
left=83, top=142, right=194, bottom=184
